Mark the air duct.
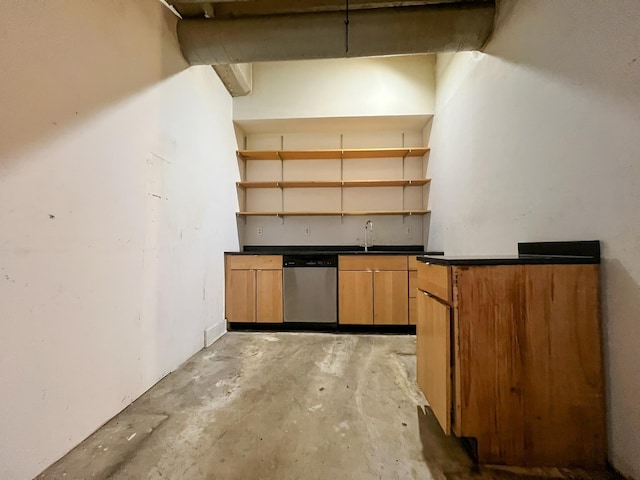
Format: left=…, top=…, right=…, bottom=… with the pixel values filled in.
left=177, top=4, right=495, bottom=65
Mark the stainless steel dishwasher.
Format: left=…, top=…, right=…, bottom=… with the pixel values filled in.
left=283, top=254, right=338, bottom=324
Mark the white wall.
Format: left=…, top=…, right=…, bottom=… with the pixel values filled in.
left=427, top=1, right=640, bottom=477
left=0, top=2, right=239, bottom=478
left=233, top=55, right=436, bottom=121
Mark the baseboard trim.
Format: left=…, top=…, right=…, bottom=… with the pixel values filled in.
left=204, top=323, right=226, bottom=347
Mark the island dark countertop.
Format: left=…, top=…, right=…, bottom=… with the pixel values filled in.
left=416, top=240, right=601, bottom=266
left=416, top=254, right=600, bottom=266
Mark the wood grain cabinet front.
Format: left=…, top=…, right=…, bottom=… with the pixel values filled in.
left=225, top=255, right=283, bottom=324
left=226, top=269, right=256, bottom=323
left=338, top=270, right=374, bottom=325
left=373, top=271, right=409, bottom=325
left=338, top=255, right=408, bottom=325
left=415, top=261, right=606, bottom=468
left=416, top=290, right=451, bottom=434
left=408, top=259, right=418, bottom=325
left=256, top=270, right=283, bottom=324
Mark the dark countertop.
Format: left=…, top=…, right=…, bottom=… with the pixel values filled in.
left=417, top=241, right=601, bottom=266
left=417, top=254, right=600, bottom=266
left=226, top=241, right=601, bottom=265
left=226, top=245, right=444, bottom=256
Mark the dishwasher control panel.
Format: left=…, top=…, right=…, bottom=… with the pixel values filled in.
left=283, top=254, right=338, bottom=268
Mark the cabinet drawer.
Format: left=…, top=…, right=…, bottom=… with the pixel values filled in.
left=226, top=255, right=282, bottom=270
left=408, top=256, right=420, bottom=271
left=417, top=263, right=451, bottom=302
left=339, top=255, right=408, bottom=271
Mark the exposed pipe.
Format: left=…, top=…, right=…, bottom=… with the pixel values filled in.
left=177, top=4, right=495, bottom=65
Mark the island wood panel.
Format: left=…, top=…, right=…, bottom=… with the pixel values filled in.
left=256, top=270, right=283, bottom=323
left=339, top=271, right=373, bottom=325
left=373, top=271, right=408, bottom=325
left=523, top=264, right=605, bottom=467
left=339, top=255, right=407, bottom=271
left=417, top=291, right=451, bottom=434
left=226, top=270, right=255, bottom=323
left=417, top=263, right=451, bottom=302
left=408, top=256, right=420, bottom=271
left=453, top=264, right=605, bottom=467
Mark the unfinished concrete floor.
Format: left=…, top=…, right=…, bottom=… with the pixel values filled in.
left=39, top=333, right=620, bottom=480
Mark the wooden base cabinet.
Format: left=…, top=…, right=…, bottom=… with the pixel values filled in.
left=256, top=270, right=283, bottom=323
left=225, top=255, right=283, bottom=323
left=226, top=269, right=256, bottom=322
left=373, top=271, right=409, bottom=325
left=338, top=270, right=373, bottom=325
left=338, top=256, right=408, bottom=325
left=416, top=262, right=606, bottom=468
left=416, top=290, right=451, bottom=434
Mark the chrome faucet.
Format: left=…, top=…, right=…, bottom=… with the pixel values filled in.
left=363, top=220, right=374, bottom=252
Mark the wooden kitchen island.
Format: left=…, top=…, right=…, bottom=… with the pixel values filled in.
left=415, top=241, right=606, bottom=468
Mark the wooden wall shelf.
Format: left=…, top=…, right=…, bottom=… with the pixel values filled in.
left=236, top=147, right=430, bottom=218
left=237, top=147, right=430, bottom=161
left=237, top=179, right=431, bottom=189
left=237, top=210, right=431, bottom=217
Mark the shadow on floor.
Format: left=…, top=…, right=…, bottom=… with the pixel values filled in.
left=416, top=406, right=625, bottom=480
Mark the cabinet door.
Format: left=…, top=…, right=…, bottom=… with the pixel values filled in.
left=409, top=298, right=417, bottom=326
left=373, top=271, right=409, bottom=325
left=256, top=270, right=283, bottom=323
left=226, top=270, right=256, bottom=323
left=417, top=291, right=451, bottom=434
left=339, top=271, right=373, bottom=325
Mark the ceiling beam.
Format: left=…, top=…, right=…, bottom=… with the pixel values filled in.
left=168, top=0, right=493, bottom=19
left=178, top=3, right=495, bottom=64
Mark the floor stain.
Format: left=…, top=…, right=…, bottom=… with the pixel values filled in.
left=37, top=332, right=622, bottom=480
